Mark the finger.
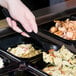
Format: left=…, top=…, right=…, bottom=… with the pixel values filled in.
left=21, top=32, right=30, bottom=37
left=29, top=19, right=38, bottom=33
left=6, top=17, right=30, bottom=37
left=6, top=17, right=12, bottom=27
left=11, top=20, right=22, bottom=33
left=19, top=17, right=32, bottom=32
left=25, top=14, right=38, bottom=33
left=11, top=20, right=30, bottom=37
left=6, top=17, right=22, bottom=33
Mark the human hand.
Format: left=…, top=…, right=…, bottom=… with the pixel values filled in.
left=4, top=0, right=38, bottom=37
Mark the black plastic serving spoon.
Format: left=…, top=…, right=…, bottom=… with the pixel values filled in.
left=2, top=8, right=51, bottom=52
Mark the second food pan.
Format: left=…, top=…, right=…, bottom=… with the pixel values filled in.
left=28, top=45, right=76, bottom=76
left=39, top=15, right=76, bottom=46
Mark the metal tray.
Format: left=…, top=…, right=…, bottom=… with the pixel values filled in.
left=0, top=32, right=76, bottom=76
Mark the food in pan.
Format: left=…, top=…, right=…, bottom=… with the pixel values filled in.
left=49, top=19, right=76, bottom=40
left=7, top=44, right=41, bottom=58
left=0, top=57, right=4, bottom=69
left=43, top=45, right=76, bottom=76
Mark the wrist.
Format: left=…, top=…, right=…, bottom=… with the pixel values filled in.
left=0, top=0, right=21, bottom=9
left=5, top=0, right=21, bottom=4
left=0, top=0, right=8, bottom=8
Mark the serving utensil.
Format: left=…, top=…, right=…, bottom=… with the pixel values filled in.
left=2, top=8, right=50, bottom=52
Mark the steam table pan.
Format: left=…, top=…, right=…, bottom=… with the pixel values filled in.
left=39, top=15, right=76, bottom=48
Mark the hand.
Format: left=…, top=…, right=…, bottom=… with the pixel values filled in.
left=5, top=0, right=38, bottom=37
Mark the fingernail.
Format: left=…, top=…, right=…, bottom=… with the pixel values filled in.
left=34, top=26, right=38, bottom=33
left=21, top=32, right=30, bottom=37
